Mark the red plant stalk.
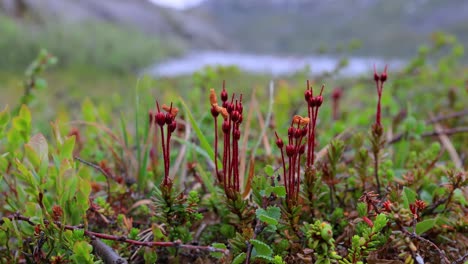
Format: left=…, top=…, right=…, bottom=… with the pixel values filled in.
left=152, top=101, right=178, bottom=187
left=331, top=87, right=343, bottom=121
left=373, top=65, right=388, bottom=127
left=276, top=116, right=308, bottom=204
left=210, top=83, right=243, bottom=197
left=304, top=81, right=324, bottom=167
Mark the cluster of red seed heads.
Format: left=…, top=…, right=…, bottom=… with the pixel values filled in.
left=210, top=81, right=244, bottom=197
left=373, top=65, right=388, bottom=128
left=149, top=101, right=179, bottom=187
left=274, top=81, right=325, bottom=202
left=144, top=66, right=390, bottom=199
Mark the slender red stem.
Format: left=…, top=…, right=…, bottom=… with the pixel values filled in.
left=159, top=126, right=167, bottom=185
left=222, top=131, right=228, bottom=193
left=166, top=126, right=171, bottom=180
left=214, top=117, right=220, bottom=182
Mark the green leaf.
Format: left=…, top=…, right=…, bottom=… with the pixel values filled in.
left=372, top=214, right=388, bottom=233
left=258, top=213, right=278, bottom=225
left=81, top=98, right=96, bottom=123
left=402, top=187, right=417, bottom=208
left=232, top=253, right=247, bottom=264
left=35, top=78, right=47, bottom=90
left=14, top=158, right=36, bottom=185
left=18, top=105, right=31, bottom=125
left=24, top=144, right=41, bottom=169
left=256, top=206, right=281, bottom=225
left=256, top=255, right=275, bottom=262
left=271, top=186, right=286, bottom=197
left=179, top=97, right=220, bottom=168
left=60, top=136, right=76, bottom=160
left=264, top=165, right=275, bottom=176
left=27, top=133, right=48, bottom=163
left=357, top=202, right=367, bottom=217
left=453, top=189, right=467, bottom=206
left=210, top=243, right=227, bottom=259
left=416, top=218, right=437, bottom=235
left=144, top=248, right=158, bottom=263
left=71, top=241, right=93, bottom=263
left=250, top=239, right=273, bottom=257
left=0, top=105, right=10, bottom=133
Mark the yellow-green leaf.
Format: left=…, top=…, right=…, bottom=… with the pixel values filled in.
left=27, top=133, right=48, bottom=163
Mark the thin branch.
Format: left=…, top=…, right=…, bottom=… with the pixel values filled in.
left=398, top=223, right=449, bottom=264
left=452, top=253, right=468, bottom=264
left=388, top=127, right=468, bottom=144
left=426, top=109, right=468, bottom=124
left=74, top=156, right=112, bottom=202
left=2, top=214, right=228, bottom=254
left=252, top=80, right=274, bottom=157
left=430, top=117, right=462, bottom=169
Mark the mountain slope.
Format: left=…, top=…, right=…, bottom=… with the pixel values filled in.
left=192, top=0, right=468, bottom=57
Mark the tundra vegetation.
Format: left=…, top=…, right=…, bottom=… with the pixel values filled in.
left=0, top=33, right=467, bottom=264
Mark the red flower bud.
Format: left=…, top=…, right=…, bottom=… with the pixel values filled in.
left=169, top=121, right=177, bottom=133
left=52, top=205, right=63, bottom=221
left=222, top=120, right=230, bottom=133
left=226, top=102, right=234, bottom=114
left=294, top=128, right=302, bottom=139
left=363, top=216, right=374, bottom=227
left=211, top=105, right=219, bottom=117
left=276, top=137, right=284, bottom=148
left=233, top=129, right=241, bottom=140
left=237, top=102, right=243, bottom=114
left=155, top=112, right=166, bottom=126
left=415, top=200, right=426, bottom=210
left=304, top=89, right=312, bottom=102
left=380, top=65, right=388, bottom=82
left=332, top=88, right=342, bottom=100
left=231, top=110, right=240, bottom=122
left=275, top=131, right=284, bottom=148
left=286, top=145, right=295, bottom=157
left=288, top=127, right=296, bottom=138
left=314, top=95, right=323, bottom=107
left=382, top=200, right=392, bottom=212
left=373, top=65, right=380, bottom=82
left=299, top=144, right=305, bottom=154
left=410, top=204, right=416, bottom=215
left=165, top=113, right=173, bottom=125
left=221, top=87, right=228, bottom=102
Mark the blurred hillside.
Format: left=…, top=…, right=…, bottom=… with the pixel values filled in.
left=1, top=0, right=467, bottom=73
left=0, top=0, right=228, bottom=72
left=191, top=0, right=468, bottom=57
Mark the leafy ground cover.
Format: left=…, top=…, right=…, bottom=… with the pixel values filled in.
left=0, top=34, right=467, bottom=263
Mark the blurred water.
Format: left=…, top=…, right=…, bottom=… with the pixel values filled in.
left=146, top=51, right=405, bottom=77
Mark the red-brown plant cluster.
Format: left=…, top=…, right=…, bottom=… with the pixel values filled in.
left=210, top=82, right=244, bottom=198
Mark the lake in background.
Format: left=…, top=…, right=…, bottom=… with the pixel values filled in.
left=146, top=51, right=405, bottom=77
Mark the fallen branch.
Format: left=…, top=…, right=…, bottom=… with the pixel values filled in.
left=91, top=238, right=128, bottom=264
left=1, top=214, right=228, bottom=254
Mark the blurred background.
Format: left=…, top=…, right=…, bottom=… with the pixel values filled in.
left=1, top=0, right=467, bottom=106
